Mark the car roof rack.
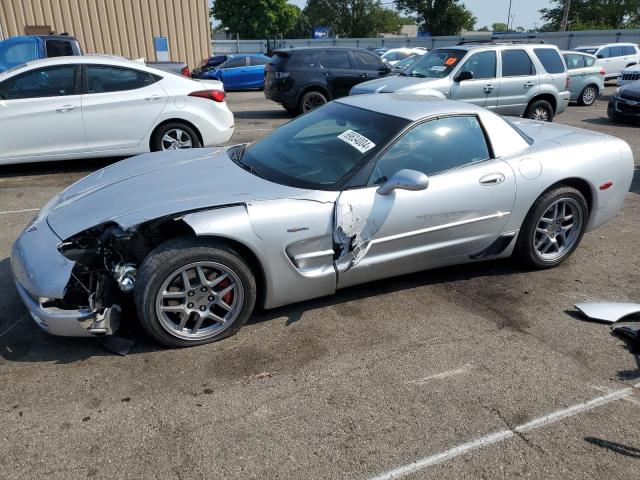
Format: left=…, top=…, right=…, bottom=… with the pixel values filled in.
left=456, top=39, right=546, bottom=46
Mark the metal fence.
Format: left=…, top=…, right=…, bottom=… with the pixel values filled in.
left=212, top=29, right=640, bottom=55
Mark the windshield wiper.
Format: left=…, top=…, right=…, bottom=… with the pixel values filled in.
left=229, top=145, right=264, bottom=179
left=409, top=72, right=427, bottom=78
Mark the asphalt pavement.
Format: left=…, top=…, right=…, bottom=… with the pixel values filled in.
left=0, top=86, right=639, bottom=480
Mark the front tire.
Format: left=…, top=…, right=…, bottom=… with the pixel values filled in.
left=524, top=99, right=554, bottom=122
left=578, top=85, right=598, bottom=106
left=134, top=238, right=257, bottom=347
left=151, top=122, right=201, bottom=152
left=515, top=187, right=588, bottom=269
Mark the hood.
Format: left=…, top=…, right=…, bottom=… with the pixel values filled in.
left=619, top=81, right=640, bottom=99
left=351, top=75, right=447, bottom=95
left=46, top=147, right=316, bottom=239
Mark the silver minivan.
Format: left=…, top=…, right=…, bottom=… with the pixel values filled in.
left=562, top=51, right=605, bottom=106
left=350, top=42, right=570, bottom=122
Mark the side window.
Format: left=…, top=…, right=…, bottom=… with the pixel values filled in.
left=0, top=65, right=77, bottom=100
left=370, top=116, right=490, bottom=184
left=46, top=40, right=74, bottom=57
left=222, top=57, right=246, bottom=68
left=318, top=50, right=351, bottom=69
left=584, top=56, right=596, bottom=66
left=288, top=51, right=318, bottom=68
left=533, top=48, right=565, bottom=74
left=352, top=51, right=383, bottom=70
left=623, top=46, right=636, bottom=55
left=565, top=54, right=585, bottom=69
left=384, top=51, right=396, bottom=62
left=86, top=66, right=156, bottom=93
left=0, top=42, right=40, bottom=65
left=501, top=49, right=535, bottom=76
left=458, top=51, right=496, bottom=79
left=598, top=47, right=610, bottom=58
left=249, top=56, right=269, bottom=66
left=609, top=46, right=624, bottom=57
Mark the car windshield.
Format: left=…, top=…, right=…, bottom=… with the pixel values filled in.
left=403, top=49, right=466, bottom=78
left=396, top=55, right=420, bottom=69
left=575, top=47, right=597, bottom=55
left=235, top=102, right=409, bottom=190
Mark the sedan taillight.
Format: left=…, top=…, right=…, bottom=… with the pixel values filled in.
left=181, top=66, right=190, bottom=77
left=189, top=90, right=226, bottom=102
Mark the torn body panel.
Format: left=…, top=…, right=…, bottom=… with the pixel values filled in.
left=575, top=302, right=640, bottom=323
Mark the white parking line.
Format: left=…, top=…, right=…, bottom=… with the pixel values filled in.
left=406, top=364, right=471, bottom=384
left=0, top=208, right=39, bottom=215
left=0, top=314, right=28, bottom=338
left=368, top=385, right=638, bottom=480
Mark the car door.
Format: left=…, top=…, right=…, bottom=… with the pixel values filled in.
left=335, top=115, right=516, bottom=288
left=247, top=56, right=269, bottom=88
left=0, top=64, right=87, bottom=162
left=607, top=45, right=626, bottom=77
left=494, top=49, right=539, bottom=116
left=564, top=53, right=586, bottom=99
left=450, top=50, right=498, bottom=108
left=81, top=64, right=168, bottom=152
left=218, top=56, right=248, bottom=89
left=350, top=50, right=390, bottom=83
left=318, top=50, right=357, bottom=97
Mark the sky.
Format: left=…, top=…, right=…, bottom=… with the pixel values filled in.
left=288, top=0, right=555, bottom=30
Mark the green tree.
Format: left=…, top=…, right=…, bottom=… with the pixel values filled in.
left=304, top=0, right=403, bottom=37
left=477, top=26, right=490, bottom=32
left=491, top=22, right=508, bottom=32
left=539, top=0, right=640, bottom=31
left=394, top=0, right=476, bottom=35
left=211, top=0, right=300, bottom=39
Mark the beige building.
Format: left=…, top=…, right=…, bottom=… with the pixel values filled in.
left=0, top=0, right=212, bottom=68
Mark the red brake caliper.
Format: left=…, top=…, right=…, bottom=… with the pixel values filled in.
left=217, top=278, right=233, bottom=304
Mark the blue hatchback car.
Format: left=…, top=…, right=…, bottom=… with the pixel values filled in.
left=201, top=53, right=271, bottom=90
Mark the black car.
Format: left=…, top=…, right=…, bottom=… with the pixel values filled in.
left=264, top=47, right=391, bottom=114
left=608, top=81, right=640, bottom=122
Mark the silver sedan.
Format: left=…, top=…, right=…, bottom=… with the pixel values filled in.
left=11, top=95, right=634, bottom=347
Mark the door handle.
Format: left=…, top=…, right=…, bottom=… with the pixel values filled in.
left=484, top=84, right=494, bottom=93
left=479, top=172, right=505, bottom=186
left=523, top=81, right=535, bottom=88
left=56, top=104, right=78, bottom=113
left=145, top=95, right=163, bottom=101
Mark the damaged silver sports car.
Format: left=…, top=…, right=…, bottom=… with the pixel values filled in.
left=11, top=94, right=634, bottom=347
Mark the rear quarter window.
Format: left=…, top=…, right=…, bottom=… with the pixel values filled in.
left=534, top=48, right=565, bottom=74
left=288, top=51, right=319, bottom=69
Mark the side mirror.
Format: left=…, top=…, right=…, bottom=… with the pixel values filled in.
left=596, top=54, right=604, bottom=59
left=379, top=65, right=391, bottom=74
left=376, top=169, right=429, bottom=196
left=454, top=70, right=474, bottom=82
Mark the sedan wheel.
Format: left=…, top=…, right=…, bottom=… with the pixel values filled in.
left=162, top=128, right=193, bottom=150
left=579, top=85, right=598, bottom=106
left=135, top=239, right=256, bottom=347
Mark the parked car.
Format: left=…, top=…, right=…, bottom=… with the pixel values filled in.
left=0, top=34, right=81, bottom=72
left=573, top=43, right=640, bottom=80
left=373, top=48, right=389, bottom=57
left=0, top=55, right=234, bottom=165
left=264, top=47, right=391, bottom=114
left=196, top=53, right=271, bottom=90
left=562, top=51, right=605, bottom=106
left=608, top=80, right=640, bottom=122
left=11, top=95, right=634, bottom=347
left=350, top=42, right=571, bottom=122
left=381, top=48, right=425, bottom=66
left=390, top=53, right=425, bottom=73
left=619, top=64, right=640, bottom=86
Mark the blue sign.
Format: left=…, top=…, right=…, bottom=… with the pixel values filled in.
left=313, top=27, right=331, bottom=39
left=154, top=36, right=169, bottom=52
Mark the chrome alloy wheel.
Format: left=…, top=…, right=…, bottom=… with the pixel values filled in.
left=161, top=128, right=193, bottom=150
left=532, top=198, right=583, bottom=261
left=155, top=261, right=244, bottom=341
left=530, top=107, right=551, bottom=121
left=582, top=86, right=597, bottom=105
left=302, top=92, right=327, bottom=112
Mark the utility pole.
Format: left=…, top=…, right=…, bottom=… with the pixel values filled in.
left=506, top=0, right=513, bottom=32
left=560, top=0, right=571, bottom=31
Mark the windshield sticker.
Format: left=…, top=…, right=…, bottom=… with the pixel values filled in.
left=444, top=57, right=457, bottom=66
left=431, top=65, right=446, bottom=71
left=338, top=129, right=376, bottom=153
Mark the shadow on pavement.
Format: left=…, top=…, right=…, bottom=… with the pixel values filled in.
left=0, top=157, right=125, bottom=178
left=233, top=109, right=293, bottom=120
left=630, top=167, right=640, bottom=195
left=584, top=437, right=640, bottom=458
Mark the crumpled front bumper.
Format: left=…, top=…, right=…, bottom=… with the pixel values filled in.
left=10, top=204, right=97, bottom=337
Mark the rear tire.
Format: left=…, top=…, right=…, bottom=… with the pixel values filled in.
left=151, top=122, right=201, bottom=152
left=515, top=186, right=588, bottom=269
left=298, top=90, right=328, bottom=114
left=134, top=238, right=256, bottom=347
left=524, top=99, right=554, bottom=122
left=578, top=85, right=598, bottom=106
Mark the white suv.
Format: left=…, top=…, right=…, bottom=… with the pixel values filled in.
left=573, top=43, right=640, bottom=80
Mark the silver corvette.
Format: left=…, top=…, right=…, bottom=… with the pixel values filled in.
left=11, top=95, right=634, bottom=347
